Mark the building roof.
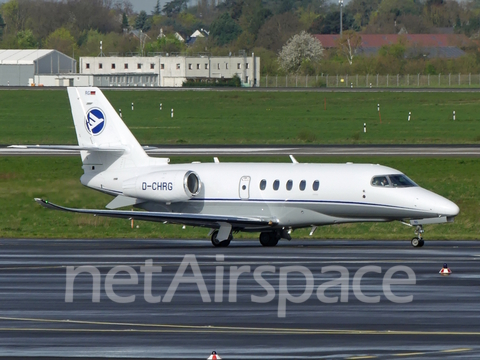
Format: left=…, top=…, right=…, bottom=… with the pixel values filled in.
left=314, top=34, right=471, bottom=48
left=0, top=49, right=65, bottom=65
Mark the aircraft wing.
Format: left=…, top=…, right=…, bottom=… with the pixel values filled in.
left=34, top=198, right=277, bottom=229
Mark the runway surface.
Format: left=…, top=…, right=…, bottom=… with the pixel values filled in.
left=3, top=144, right=480, bottom=157
left=1, top=239, right=480, bottom=359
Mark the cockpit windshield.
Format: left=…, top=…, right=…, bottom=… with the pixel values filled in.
left=371, top=174, right=417, bottom=188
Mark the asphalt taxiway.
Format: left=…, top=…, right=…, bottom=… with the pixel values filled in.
left=1, top=239, right=480, bottom=359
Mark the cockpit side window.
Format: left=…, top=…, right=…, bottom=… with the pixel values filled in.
left=371, top=175, right=417, bottom=188
left=389, top=174, right=417, bottom=187
left=371, top=176, right=390, bottom=187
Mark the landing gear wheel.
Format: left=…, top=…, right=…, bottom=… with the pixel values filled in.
left=411, top=225, right=425, bottom=248
left=411, top=237, right=425, bottom=248
left=211, top=230, right=231, bottom=248
left=259, top=232, right=279, bottom=247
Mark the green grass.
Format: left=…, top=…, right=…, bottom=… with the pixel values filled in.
left=0, top=156, right=478, bottom=240
left=2, top=89, right=480, bottom=145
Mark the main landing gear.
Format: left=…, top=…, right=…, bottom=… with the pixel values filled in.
left=259, top=231, right=280, bottom=247
left=411, top=225, right=425, bottom=248
left=211, top=230, right=232, bottom=247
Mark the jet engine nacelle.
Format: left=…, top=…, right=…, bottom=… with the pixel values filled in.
left=122, top=170, right=201, bottom=203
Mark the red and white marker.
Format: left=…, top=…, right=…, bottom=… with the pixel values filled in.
left=207, top=351, right=222, bottom=360
left=439, top=263, right=452, bottom=275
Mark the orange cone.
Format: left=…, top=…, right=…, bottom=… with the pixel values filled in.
left=439, top=263, right=452, bottom=275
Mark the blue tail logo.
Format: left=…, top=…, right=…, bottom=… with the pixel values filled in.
left=85, top=108, right=106, bottom=136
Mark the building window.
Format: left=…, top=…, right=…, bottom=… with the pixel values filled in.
left=226, top=63, right=228, bottom=69
left=111, top=63, right=116, bottom=69
left=188, top=63, right=192, bottom=70
left=313, top=180, right=320, bottom=191
left=124, top=63, right=128, bottom=69
left=176, top=63, right=180, bottom=70
left=246, top=63, right=249, bottom=69
left=217, top=63, right=220, bottom=70
left=237, top=63, right=241, bottom=69
left=150, top=63, right=155, bottom=69
left=161, top=64, right=165, bottom=69
left=85, top=63, right=90, bottom=69
left=205, top=64, right=208, bottom=70
left=137, top=63, right=142, bottom=69
left=99, top=63, right=103, bottom=69
left=246, top=76, right=249, bottom=83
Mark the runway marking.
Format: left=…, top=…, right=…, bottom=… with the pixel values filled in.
left=441, top=348, right=472, bottom=353
left=346, top=356, right=377, bottom=359
left=1, top=316, right=480, bottom=337
left=393, top=352, right=426, bottom=356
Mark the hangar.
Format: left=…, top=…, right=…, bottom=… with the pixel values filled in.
left=0, top=49, right=76, bottom=86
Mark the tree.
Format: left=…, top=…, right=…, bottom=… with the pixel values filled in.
left=256, top=13, right=302, bottom=52
left=278, top=31, right=324, bottom=73
left=134, top=11, right=151, bottom=32
left=153, top=0, right=161, bottom=15
left=162, top=0, right=188, bottom=17
left=336, top=30, right=362, bottom=65
left=210, top=12, right=242, bottom=46
left=0, top=14, right=5, bottom=39
left=16, top=29, right=37, bottom=48
left=45, top=27, right=76, bottom=56
left=122, top=13, right=129, bottom=30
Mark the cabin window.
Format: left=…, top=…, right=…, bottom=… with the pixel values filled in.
left=299, top=180, right=306, bottom=191
left=260, top=179, right=266, bottom=190
left=286, top=180, right=293, bottom=191
left=313, top=180, right=319, bottom=191
left=273, top=180, right=280, bottom=191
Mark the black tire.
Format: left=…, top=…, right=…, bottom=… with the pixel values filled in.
left=418, top=239, right=425, bottom=247
left=259, top=232, right=279, bottom=247
left=211, top=230, right=231, bottom=247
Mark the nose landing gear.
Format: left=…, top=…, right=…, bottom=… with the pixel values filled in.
left=411, top=225, right=425, bottom=248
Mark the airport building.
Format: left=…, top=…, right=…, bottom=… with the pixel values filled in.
left=0, top=49, right=76, bottom=86
left=79, top=53, right=260, bottom=87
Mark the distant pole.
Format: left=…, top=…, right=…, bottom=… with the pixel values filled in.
left=377, top=103, right=380, bottom=112
left=378, top=104, right=382, bottom=123
left=364, top=123, right=366, bottom=133
left=160, top=103, right=162, bottom=110
left=171, top=108, right=174, bottom=118
left=119, top=109, right=122, bottom=118
left=131, top=102, right=134, bottom=111
left=453, top=111, right=456, bottom=121
left=324, top=97, right=326, bottom=111
left=339, top=0, right=343, bottom=37
left=408, top=111, right=411, bottom=121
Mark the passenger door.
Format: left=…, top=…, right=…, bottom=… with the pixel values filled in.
left=239, top=176, right=251, bottom=200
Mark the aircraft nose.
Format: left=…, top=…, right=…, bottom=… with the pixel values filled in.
left=436, top=196, right=460, bottom=217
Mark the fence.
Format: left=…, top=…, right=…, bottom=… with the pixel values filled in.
left=260, top=74, right=480, bottom=88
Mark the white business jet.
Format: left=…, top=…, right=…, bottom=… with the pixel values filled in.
left=30, top=87, right=459, bottom=247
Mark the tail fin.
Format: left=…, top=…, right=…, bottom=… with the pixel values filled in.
left=67, top=87, right=151, bottom=169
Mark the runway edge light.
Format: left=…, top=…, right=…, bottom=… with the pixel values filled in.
left=207, top=350, right=222, bottom=359
left=439, top=263, right=452, bottom=275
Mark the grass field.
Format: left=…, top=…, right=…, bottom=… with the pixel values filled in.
left=0, top=156, right=478, bottom=240
left=1, top=89, right=480, bottom=145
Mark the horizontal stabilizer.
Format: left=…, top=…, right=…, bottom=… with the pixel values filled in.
left=106, top=195, right=146, bottom=209
left=34, top=198, right=278, bottom=229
